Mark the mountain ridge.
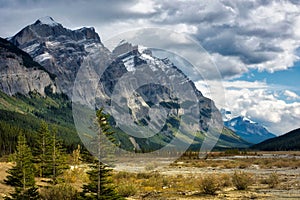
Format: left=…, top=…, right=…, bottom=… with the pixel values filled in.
left=9, top=16, right=107, bottom=97
left=1, top=17, right=251, bottom=151
left=221, top=109, right=276, bottom=144
left=0, top=37, right=56, bottom=96
left=252, top=128, right=300, bottom=151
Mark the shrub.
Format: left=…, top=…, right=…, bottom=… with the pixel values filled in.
left=238, top=162, right=249, bottom=169
left=145, top=162, right=158, bottom=171
left=224, top=149, right=240, bottom=155
left=117, top=183, right=137, bottom=197
left=137, top=172, right=152, bottom=179
left=232, top=171, right=253, bottom=190
left=63, top=167, right=88, bottom=184
left=267, top=172, right=280, bottom=188
left=219, top=173, right=232, bottom=187
left=114, top=171, right=134, bottom=180
left=200, top=174, right=221, bottom=195
left=40, top=184, right=79, bottom=200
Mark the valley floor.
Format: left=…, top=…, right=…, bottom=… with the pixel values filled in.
left=114, top=151, right=300, bottom=200
left=0, top=151, right=300, bottom=199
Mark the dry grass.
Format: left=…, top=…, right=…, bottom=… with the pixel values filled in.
left=173, top=156, right=300, bottom=169
left=199, top=174, right=221, bottom=195
left=39, top=183, right=79, bottom=200
left=263, top=172, right=280, bottom=188
left=113, top=171, right=202, bottom=196
left=0, top=151, right=299, bottom=199
left=116, top=183, right=137, bottom=197
left=63, top=166, right=89, bottom=190
left=232, top=170, right=253, bottom=190
left=0, top=162, right=14, bottom=199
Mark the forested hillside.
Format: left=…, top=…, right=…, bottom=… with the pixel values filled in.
left=0, top=90, right=80, bottom=155
left=251, top=128, right=300, bottom=151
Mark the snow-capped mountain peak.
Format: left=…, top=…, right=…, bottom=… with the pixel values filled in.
left=9, top=16, right=106, bottom=97
left=221, top=108, right=236, bottom=121
left=221, top=109, right=256, bottom=124
left=221, top=109, right=276, bottom=144
left=35, top=16, right=60, bottom=26
left=242, top=116, right=256, bottom=124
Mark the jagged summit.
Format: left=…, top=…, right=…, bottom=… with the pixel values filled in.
left=112, top=41, right=138, bottom=57
left=10, top=17, right=101, bottom=47
left=9, top=17, right=106, bottom=97
left=0, top=18, right=252, bottom=150
left=223, top=113, right=276, bottom=144
left=34, top=16, right=60, bottom=26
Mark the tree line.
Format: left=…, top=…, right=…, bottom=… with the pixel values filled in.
left=0, top=109, right=80, bottom=156
left=4, top=109, right=124, bottom=200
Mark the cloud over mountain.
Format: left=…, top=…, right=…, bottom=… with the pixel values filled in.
left=1, top=0, right=300, bottom=135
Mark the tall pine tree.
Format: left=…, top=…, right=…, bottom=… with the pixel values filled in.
left=4, top=133, right=39, bottom=200
left=34, top=121, right=53, bottom=178
left=34, top=122, right=68, bottom=183
left=51, top=127, right=68, bottom=184
left=80, top=108, right=123, bottom=200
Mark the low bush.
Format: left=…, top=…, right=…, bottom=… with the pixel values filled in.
left=199, top=174, right=221, bottom=195
left=40, top=183, right=79, bottom=200
left=232, top=171, right=253, bottom=190
left=219, top=173, right=232, bottom=187
left=267, top=172, right=280, bottom=188
left=145, top=162, right=158, bottom=171
left=117, top=183, right=137, bottom=197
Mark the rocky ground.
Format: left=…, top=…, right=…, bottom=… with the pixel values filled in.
left=114, top=152, right=300, bottom=200
left=0, top=152, right=299, bottom=199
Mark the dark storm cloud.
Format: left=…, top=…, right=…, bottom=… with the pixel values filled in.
left=147, top=0, right=300, bottom=75
left=1, top=0, right=300, bottom=78
left=0, top=0, right=153, bottom=37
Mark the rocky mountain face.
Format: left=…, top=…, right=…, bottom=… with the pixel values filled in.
left=0, top=37, right=55, bottom=96
left=9, top=16, right=110, bottom=97
left=85, top=41, right=248, bottom=150
left=221, top=109, right=276, bottom=144
left=1, top=17, right=250, bottom=150
left=103, top=42, right=222, bottom=132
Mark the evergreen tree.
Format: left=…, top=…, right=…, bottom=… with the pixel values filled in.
left=34, top=121, right=53, bottom=178
left=5, top=187, right=39, bottom=200
left=72, top=144, right=81, bottom=166
left=81, top=161, right=122, bottom=200
left=80, top=108, right=123, bottom=200
left=4, top=133, right=39, bottom=200
left=34, top=122, right=68, bottom=183
left=51, top=127, right=68, bottom=184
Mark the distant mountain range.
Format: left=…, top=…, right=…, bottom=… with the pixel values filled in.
left=251, top=128, right=300, bottom=151
left=221, top=109, right=276, bottom=144
left=0, top=17, right=252, bottom=152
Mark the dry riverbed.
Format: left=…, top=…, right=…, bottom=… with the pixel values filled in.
left=114, top=152, right=300, bottom=200
left=0, top=152, right=299, bottom=199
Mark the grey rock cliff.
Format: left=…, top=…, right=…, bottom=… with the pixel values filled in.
left=10, top=16, right=109, bottom=97
left=0, top=38, right=55, bottom=96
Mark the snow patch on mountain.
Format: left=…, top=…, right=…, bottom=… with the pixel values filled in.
left=122, top=55, right=135, bottom=71
left=35, top=52, right=53, bottom=62
left=23, top=43, right=40, bottom=54
left=141, top=52, right=154, bottom=61
left=221, top=108, right=276, bottom=144
left=45, top=41, right=60, bottom=48
left=36, top=16, right=59, bottom=26
left=242, top=116, right=256, bottom=124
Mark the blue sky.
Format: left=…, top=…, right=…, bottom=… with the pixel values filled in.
left=0, top=0, right=300, bottom=135
left=238, top=63, right=300, bottom=95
